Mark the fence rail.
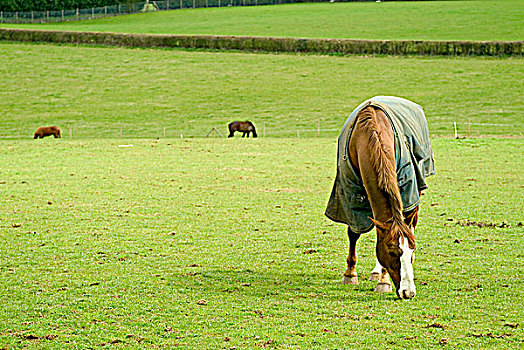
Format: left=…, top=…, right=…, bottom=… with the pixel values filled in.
left=1, top=121, right=521, bottom=140
left=0, top=0, right=303, bottom=24
left=0, top=125, right=341, bottom=139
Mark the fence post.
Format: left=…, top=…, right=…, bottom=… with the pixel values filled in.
left=206, top=0, right=208, bottom=7
left=76, top=8, right=79, bottom=20
left=317, top=120, right=320, bottom=137
left=263, top=123, right=266, bottom=137
left=105, top=6, right=107, bottom=16
left=1, top=12, right=3, bottom=23
left=167, top=0, right=169, bottom=10
left=180, top=0, right=183, bottom=9
left=163, top=126, right=166, bottom=139
left=47, top=11, right=49, bottom=22
left=193, top=0, right=195, bottom=8
left=61, top=10, right=64, bottom=21
left=31, top=11, right=34, bottom=23
left=92, top=7, right=94, bottom=18
left=218, top=0, right=221, bottom=6
left=118, top=4, right=121, bottom=14
left=16, top=12, right=18, bottom=23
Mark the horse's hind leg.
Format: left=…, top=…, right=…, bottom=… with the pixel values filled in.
left=374, top=267, right=392, bottom=293
left=342, top=228, right=360, bottom=285
left=242, top=132, right=246, bottom=138
left=369, top=259, right=382, bottom=281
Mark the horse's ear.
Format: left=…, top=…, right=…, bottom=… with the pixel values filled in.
left=370, top=217, right=392, bottom=231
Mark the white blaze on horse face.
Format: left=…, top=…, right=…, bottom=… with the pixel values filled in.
left=398, top=233, right=416, bottom=299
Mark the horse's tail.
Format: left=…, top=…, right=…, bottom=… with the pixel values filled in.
left=358, top=107, right=414, bottom=246
left=228, top=122, right=236, bottom=137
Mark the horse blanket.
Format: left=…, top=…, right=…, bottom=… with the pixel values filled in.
left=325, top=96, right=435, bottom=233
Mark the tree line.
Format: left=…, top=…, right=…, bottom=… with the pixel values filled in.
left=0, top=0, right=131, bottom=12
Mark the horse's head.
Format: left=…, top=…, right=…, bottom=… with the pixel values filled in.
left=372, top=218, right=416, bottom=299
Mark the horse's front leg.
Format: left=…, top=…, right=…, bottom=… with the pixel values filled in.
left=242, top=132, right=246, bottom=138
left=374, top=267, right=392, bottom=293
left=342, top=228, right=360, bottom=285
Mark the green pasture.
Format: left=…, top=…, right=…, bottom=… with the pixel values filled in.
left=1, top=1, right=523, bottom=42
left=0, top=1, right=523, bottom=347
left=1, top=42, right=523, bottom=139
left=0, top=137, right=522, bottom=349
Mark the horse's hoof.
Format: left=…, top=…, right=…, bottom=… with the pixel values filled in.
left=342, top=276, right=359, bottom=285
left=368, top=272, right=380, bottom=281
left=374, top=283, right=392, bottom=293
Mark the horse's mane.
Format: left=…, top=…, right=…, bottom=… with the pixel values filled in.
left=356, top=107, right=415, bottom=248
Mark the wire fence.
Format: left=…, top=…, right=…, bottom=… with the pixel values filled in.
left=0, top=121, right=521, bottom=140
left=0, top=124, right=341, bottom=139
left=0, top=0, right=311, bottom=24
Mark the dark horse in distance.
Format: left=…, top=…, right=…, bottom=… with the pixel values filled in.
left=325, top=96, right=435, bottom=299
left=34, top=126, right=61, bottom=139
left=228, top=121, right=257, bottom=138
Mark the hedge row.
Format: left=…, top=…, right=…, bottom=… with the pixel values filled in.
left=1, top=28, right=522, bottom=57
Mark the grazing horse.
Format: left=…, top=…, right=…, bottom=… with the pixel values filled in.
left=34, top=126, right=61, bottom=139
left=325, top=96, right=435, bottom=299
left=228, top=121, right=257, bottom=138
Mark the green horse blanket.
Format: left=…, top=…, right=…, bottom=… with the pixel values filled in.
left=325, top=96, right=435, bottom=233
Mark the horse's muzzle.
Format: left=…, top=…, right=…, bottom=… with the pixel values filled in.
left=399, top=289, right=416, bottom=299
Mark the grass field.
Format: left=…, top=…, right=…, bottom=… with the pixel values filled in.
left=1, top=42, right=523, bottom=139
left=0, top=137, right=522, bottom=349
left=0, top=1, right=522, bottom=348
left=1, top=1, right=523, bottom=42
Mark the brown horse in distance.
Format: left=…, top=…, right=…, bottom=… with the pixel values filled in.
left=34, top=126, right=61, bottom=139
left=228, top=121, right=257, bottom=138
